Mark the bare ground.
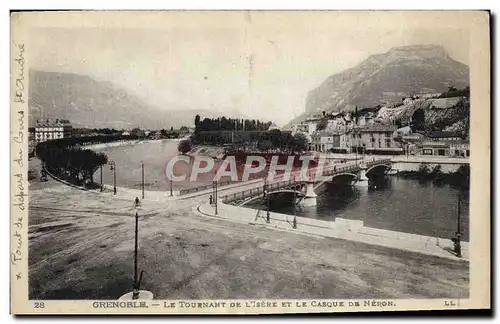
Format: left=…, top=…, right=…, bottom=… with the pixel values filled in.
left=28, top=178, right=469, bottom=300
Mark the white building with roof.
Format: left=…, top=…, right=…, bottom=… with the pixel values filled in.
left=34, top=119, right=73, bottom=143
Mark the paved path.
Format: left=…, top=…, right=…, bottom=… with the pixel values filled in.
left=197, top=201, right=469, bottom=262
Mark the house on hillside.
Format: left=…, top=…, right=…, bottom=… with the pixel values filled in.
left=349, top=124, right=403, bottom=155
left=418, top=131, right=468, bottom=157
left=310, top=131, right=349, bottom=153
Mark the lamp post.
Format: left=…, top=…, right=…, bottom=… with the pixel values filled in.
left=170, top=179, right=173, bottom=197
left=119, top=211, right=153, bottom=300
left=133, top=211, right=140, bottom=299
left=454, top=194, right=462, bottom=258
left=293, top=185, right=297, bottom=229
left=213, top=181, right=218, bottom=215
left=100, top=165, right=103, bottom=192
left=109, top=160, right=116, bottom=195
left=141, top=162, right=144, bottom=199
left=263, top=181, right=270, bottom=223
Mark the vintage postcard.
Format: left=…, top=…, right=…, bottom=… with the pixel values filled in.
left=10, top=10, right=490, bottom=314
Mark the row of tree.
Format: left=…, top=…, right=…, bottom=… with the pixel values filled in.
left=36, top=140, right=108, bottom=187
left=194, top=115, right=273, bottom=133
left=35, top=133, right=153, bottom=187
left=192, top=129, right=308, bottom=153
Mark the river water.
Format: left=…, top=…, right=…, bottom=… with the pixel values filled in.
left=96, top=140, right=469, bottom=241
left=246, top=177, right=469, bottom=242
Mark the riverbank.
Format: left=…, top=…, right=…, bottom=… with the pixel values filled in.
left=198, top=201, right=469, bottom=261
left=84, top=138, right=168, bottom=150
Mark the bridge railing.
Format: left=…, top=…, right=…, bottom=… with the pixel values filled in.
left=365, top=158, right=392, bottom=168
left=222, top=178, right=299, bottom=203
left=220, top=159, right=391, bottom=203
left=179, top=179, right=234, bottom=196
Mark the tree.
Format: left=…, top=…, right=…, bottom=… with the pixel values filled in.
left=179, top=126, right=189, bottom=134
left=194, top=114, right=201, bottom=134
left=317, top=118, right=328, bottom=131
left=177, top=139, right=192, bottom=154
left=293, top=133, right=308, bottom=152
left=258, top=140, right=273, bottom=151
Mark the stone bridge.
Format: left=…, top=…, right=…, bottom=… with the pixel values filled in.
left=221, top=158, right=392, bottom=207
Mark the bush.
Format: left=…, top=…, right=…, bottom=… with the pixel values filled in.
left=177, top=139, right=193, bottom=154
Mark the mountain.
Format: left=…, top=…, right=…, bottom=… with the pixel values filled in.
left=28, top=70, right=248, bottom=129
left=288, top=45, right=469, bottom=127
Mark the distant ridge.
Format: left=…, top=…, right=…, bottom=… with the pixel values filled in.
left=28, top=70, right=250, bottom=129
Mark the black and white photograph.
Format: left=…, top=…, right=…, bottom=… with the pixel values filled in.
left=10, top=10, right=490, bottom=314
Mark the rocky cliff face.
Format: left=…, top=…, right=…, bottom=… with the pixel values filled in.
left=304, top=45, right=469, bottom=118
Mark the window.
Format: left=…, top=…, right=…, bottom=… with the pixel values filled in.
left=438, top=149, right=446, bottom=156
left=385, top=139, right=391, bottom=148
left=466, top=150, right=470, bottom=157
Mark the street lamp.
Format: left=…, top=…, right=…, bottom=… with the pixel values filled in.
left=100, top=164, right=103, bottom=192
left=452, top=194, right=462, bottom=258
left=263, top=181, right=270, bottom=223
left=293, top=185, right=297, bottom=229
left=213, top=181, right=218, bottom=215
left=109, top=160, right=116, bottom=195
left=140, top=162, right=144, bottom=199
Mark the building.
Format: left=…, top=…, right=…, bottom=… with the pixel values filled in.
left=292, top=121, right=317, bottom=136
left=310, top=131, right=349, bottom=153
left=427, top=131, right=463, bottom=142
left=450, top=141, right=470, bottom=158
left=310, top=132, right=333, bottom=152
left=34, top=119, right=72, bottom=143
left=419, top=140, right=450, bottom=156
left=349, top=124, right=403, bottom=154
left=268, top=123, right=279, bottom=131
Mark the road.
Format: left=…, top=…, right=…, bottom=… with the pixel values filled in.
left=27, top=157, right=469, bottom=300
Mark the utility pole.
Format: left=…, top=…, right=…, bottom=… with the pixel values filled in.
left=141, top=162, right=145, bottom=199
left=293, top=186, right=297, bottom=229
left=266, top=184, right=270, bottom=223
left=454, top=194, right=462, bottom=258
left=109, top=160, right=116, bottom=195
left=118, top=211, right=153, bottom=300
left=133, top=212, right=140, bottom=299
left=213, top=181, right=218, bottom=215
left=100, top=165, right=103, bottom=192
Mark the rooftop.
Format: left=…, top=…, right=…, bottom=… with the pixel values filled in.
left=428, top=131, right=463, bottom=138
left=356, top=124, right=398, bottom=133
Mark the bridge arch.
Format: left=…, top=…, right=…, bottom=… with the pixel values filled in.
left=314, top=172, right=359, bottom=189
left=237, top=189, right=304, bottom=207
left=366, top=164, right=392, bottom=177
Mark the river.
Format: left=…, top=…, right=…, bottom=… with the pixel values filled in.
left=95, top=140, right=469, bottom=241
left=245, top=177, right=469, bottom=241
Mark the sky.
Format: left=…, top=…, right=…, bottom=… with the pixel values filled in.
left=28, top=11, right=471, bottom=126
